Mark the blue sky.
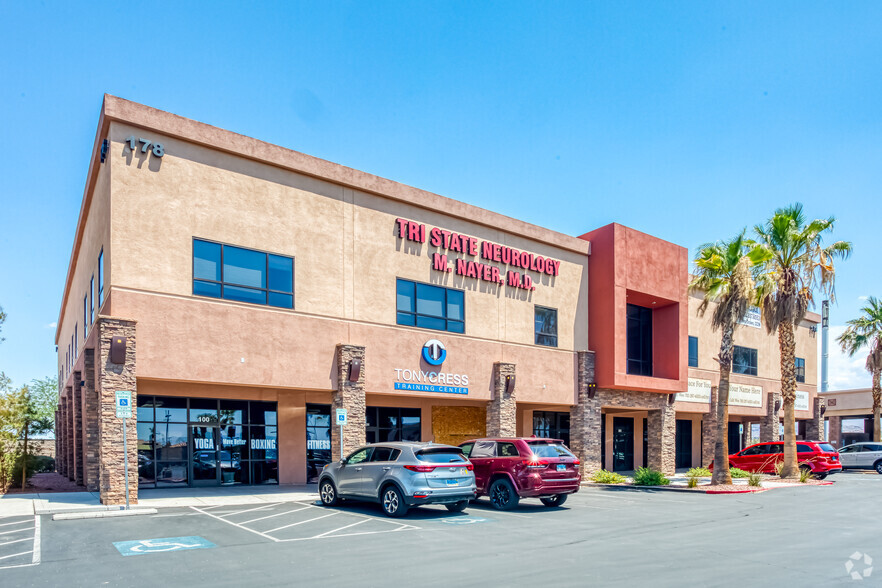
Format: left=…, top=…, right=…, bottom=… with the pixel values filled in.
left=0, top=2, right=879, bottom=389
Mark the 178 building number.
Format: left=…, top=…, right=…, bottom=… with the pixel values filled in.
left=125, top=135, right=165, bottom=157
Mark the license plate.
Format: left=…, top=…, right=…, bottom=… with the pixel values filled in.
left=556, top=464, right=566, bottom=472
left=447, top=479, right=458, bottom=486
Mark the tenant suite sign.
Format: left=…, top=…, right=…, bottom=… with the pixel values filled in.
left=395, top=218, right=561, bottom=292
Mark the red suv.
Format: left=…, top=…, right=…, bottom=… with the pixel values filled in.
left=710, top=441, right=842, bottom=479
left=459, top=438, right=581, bottom=510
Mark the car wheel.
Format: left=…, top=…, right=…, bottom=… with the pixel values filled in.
left=875, top=461, right=882, bottom=475
left=814, top=473, right=827, bottom=480
left=540, top=494, right=568, bottom=508
left=319, top=479, right=339, bottom=507
left=445, top=500, right=468, bottom=513
left=488, top=478, right=520, bottom=511
left=381, top=486, right=408, bottom=518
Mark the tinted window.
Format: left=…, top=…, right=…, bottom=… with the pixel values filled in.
left=839, top=445, right=859, bottom=453
left=767, top=444, right=783, bottom=454
left=459, top=443, right=474, bottom=457
left=416, top=450, right=466, bottom=463
left=396, top=279, right=465, bottom=333
left=626, top=304, right=652, bottom=376
left=527, top=442, right=575, bottom=458
left=346, top=448, right=372, bottom=465
left=497, top=442, right=520, bottom=457
left=733, top=346, right=758, bottom=376
left=535, top=306, right=558, bottom=347
left=795, top=357, right=806, bottom=383
left=369, top=447, right=400, bottom=462
left=193, top=239, right=293, bottom=309
left=470, top=440, right=496, bottom=458
left=796, top=443, right=814, bottom=453
left=817, top=443, right=836, bottom=453
left=741, top=445, right=764, bottom=456
left=861, top=444, right=882, bottom=452
left=688, top=336, right=698, bottom=367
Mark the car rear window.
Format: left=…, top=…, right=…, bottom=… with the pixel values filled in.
left=797, top=443, right=814, bottom=453
left=818, top=443, right=836, bottom=453
left=416, top=449, right=467, bottom=463
left=526, top=441, right=574, bottom=458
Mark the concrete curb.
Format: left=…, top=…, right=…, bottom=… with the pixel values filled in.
left=52, top=509, right=158, bottom=521
left=36, top=505, right=124, bottom=516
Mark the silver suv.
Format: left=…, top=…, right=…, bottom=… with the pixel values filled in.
left=318, top=442, right=477, bottom=517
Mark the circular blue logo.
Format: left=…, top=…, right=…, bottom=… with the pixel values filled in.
left=422, top=339, right=447, bottom=366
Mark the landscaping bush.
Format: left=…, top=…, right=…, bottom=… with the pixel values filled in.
left=686, top=467, right=712, bottom=477
left=633, top=467, right=670, bottom=486
left=747, top=472, right=763, bottom=487
left=591, top=469, right=628, bottom=484
left=687, top=473, right=700, bottom=488
left=10, top=454, right=54, bottom=487
left=798, top=467, right=814, bottom=483
left=729, top=467, right=751, bottom=478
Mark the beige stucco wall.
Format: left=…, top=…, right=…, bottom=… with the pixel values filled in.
left=57, top=157, right=111, bottom=388
left=682, top=292, right=819, bottom=418
left=820, top=388, right=874, bottom=416
left=105, top=121, right=588, bottom=352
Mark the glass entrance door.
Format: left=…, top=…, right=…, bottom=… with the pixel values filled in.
left=612, top=417, right=635, bottom=472
left=191, top=426, right=220, bottom=486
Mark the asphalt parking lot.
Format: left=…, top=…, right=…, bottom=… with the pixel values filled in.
left=3, top=471, right=880, bottom=587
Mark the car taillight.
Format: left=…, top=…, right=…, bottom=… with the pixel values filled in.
left=524, top=458, right=550, bottom=468
left=465, top=464, right=474, bottom=471
left=404, top=465, right=436, bottom=472
left=573, top=459, right=580, bottom=466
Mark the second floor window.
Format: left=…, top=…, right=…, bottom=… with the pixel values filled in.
left=90, top=276, right=95, bottom=324
left=98, top=249, right=105, bottom=306
left=795, top=357, right=806, bottom=383
left=535, top=306, right=558, bottom=347
left=193, top=239, right=294, bottom=308
left=396, top=279, right=464, bottom=333
left=733, top=345, right=758, bottom=376
left=626, top=304, right=652, bottom=376
left=688, top=336, right=698, bottom=367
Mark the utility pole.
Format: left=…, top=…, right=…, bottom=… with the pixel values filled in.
left=821, top=300, right=829, bottom=393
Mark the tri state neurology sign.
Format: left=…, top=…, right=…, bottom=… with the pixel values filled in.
left=395, top=218, right=561, bottom=292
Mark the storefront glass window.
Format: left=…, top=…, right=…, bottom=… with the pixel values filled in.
left=220, top=400, right=247, bottom=425
left=190, top=398, right=219, bottom=424
left=306, top=405, right=331, bottom=484
left=366, top=407, right=421, bottom=443
left=153, top=396, right=188, bottom=423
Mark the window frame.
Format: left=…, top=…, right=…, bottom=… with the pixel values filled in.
left=626, top=304, right=653, bottom=376
left=98, top=249, right=104, bottom=307
left=395, top=278, right=465, bottom=334
left=534, top=305, right=558, bottom=347
left=795, top=357, right=806, bottom=383
left=192, top=238, right=295, bottom=309
left=733, top=345, right=758, bottom=376
left=688, top=336, right=698, bottom=367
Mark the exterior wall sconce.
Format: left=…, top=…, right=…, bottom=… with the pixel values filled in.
left=347, top=359, right=362, bottom=382
left=110, top=336, right=127, bottom=365
left=505, top=375, right=516, bottom=394
left=586, top=383, right=597, bottom=399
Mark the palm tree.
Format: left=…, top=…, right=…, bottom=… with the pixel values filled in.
left=837, top=297, right=882, bottom=442
left=690, top=231, right=770, bottom=485
left=754, top=204, right=852, bottom=478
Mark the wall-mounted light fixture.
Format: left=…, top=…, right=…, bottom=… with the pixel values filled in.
left=667, top=393, right=676, bottom=405
left=347, top=359, right=362, bottom=382
left=100, top=139, right=109, bottom=163
left=505, top=375, right=516, bottom=395
left=586, top=383, right=597, bottom=399
left=110, top=336, right=126, bottom=365
left=774, top=399, right=782, bottom=413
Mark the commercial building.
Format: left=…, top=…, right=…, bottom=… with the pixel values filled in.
left=54, top=96, right=822, bottom=505
left=820, top=388, right=881, bottom=447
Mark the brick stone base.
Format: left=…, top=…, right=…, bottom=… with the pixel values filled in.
left=805, top=398, right=826, bottom=441
left=486, top=362, right=516, bottom=437
left=760, top=391, right=781, bottom=442
left=331, top=344, right=367, bottom=462
left=570, top=351, right=600, bottom=477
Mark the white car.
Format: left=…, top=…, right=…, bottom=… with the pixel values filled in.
left=838, top=442, right=882, bottom=474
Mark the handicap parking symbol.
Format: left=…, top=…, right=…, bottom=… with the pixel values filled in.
left=440, top=516, right=493, bottom=525
left=114, top=536, right=216, bottom=556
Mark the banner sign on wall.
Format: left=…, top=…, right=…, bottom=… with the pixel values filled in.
left=395, top=218, right=561, bottom=293
left=738, top=307, right=762, bottom=329
left=795, top=390, right=810, bottom=412
left=681, top=378, right=763, bottom=408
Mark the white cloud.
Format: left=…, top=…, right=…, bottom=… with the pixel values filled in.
left=820, top=325, right=872, bottom=391
left=858, top=295, right=869, bottom=301
left=44, top=322, right=56, bottom=329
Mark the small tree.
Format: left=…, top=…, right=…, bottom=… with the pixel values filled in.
left=0, top=377, right=57, bottom=491
left=837, top=297, right=882, bottom=442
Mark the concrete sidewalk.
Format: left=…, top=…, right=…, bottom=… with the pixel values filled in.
left=0, top=484, right=319, bottom=516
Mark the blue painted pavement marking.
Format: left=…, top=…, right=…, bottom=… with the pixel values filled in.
left=113, top=536, right=216, bottom=556
left=439, top=516, right=494, bottom=525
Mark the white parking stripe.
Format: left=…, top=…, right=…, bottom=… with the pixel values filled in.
left=0, top=527, right=34, bottom=536
left=0, top=520, right=33, bottom=528
left=0, top=537, right=34, bottom=548
left=311, top=519, right=369, bottom=538
left=189, top=506, right=280, bottom=542
left=32, top=515, right=40, bottom=565
left=219, top=503, right=280, bottom=518
left=265, top=512, right=340, bottom=534
left=241, top=506, right=311, bottom=525
left=0, top=550, right=33, bottom=561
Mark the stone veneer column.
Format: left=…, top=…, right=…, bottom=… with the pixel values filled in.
left=82, top=348, right=100, bottom=492
left=64, top=390, right=73, bottom=480
left=760, top=391, right=781, bottom=442
left=827, top=415, right=842, bottom=448
left=805, top=398, right=826, bottom=441
left=57, top=398, right=66, bottom=478
left=54, top=409, right=60, bottom=474
left=72, top=371, right=84, bottom=486
left=487, top=362, right=517, bottom=437
left=647, top=401, right=676, bottom=475
left=96, top=317, right=138, bottom=506
left=570, top=351, right=601, bottom=477
left=701, top=386, right=719, bottom=467
left=331, top=344, right=367, bottom=462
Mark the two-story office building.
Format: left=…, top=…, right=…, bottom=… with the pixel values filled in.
left=54, top=96, right=821, bottom=504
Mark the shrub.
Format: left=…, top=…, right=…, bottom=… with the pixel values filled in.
left=686, top=467, right=712, bottom=477
left=687, top=473, right=699, bottom=488
left=798, top=467, right=814, bottom=483
left=774, top=461, right=785, bottom=477
left=747, top=472, right=763, bottom=487
left=633, top=467, right=670, bottom=486
left=729, top=467, right=751, bottom=479
left=10, top=454, right=55, bottom=487
left=591, top=469, right=627, bottom=484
